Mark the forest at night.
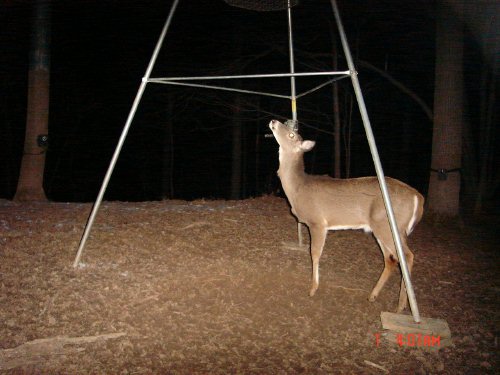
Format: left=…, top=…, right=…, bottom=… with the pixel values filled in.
left=1, top=0, right=498, bottom=213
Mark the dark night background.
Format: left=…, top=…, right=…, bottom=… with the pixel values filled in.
left=0, top=1, right=496, bottom=204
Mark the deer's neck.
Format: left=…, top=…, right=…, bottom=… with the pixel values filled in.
left=278, top=149, right=307, bottom=196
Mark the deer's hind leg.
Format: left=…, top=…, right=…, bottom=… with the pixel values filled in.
left=369, top=222, right=415, bottom=312
left=397, top=243, right=414, bottom=312
left=368, top=232, right=398, bottom=303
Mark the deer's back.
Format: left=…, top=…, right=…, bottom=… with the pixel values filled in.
left=289, top=176, right=423, bottom=232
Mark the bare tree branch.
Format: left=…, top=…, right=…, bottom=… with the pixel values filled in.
left=356, top=59, right=433, bottom=123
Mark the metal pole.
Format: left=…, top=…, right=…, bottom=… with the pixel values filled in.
left=150, top=71, right=350, bottom=81
left=73, top=0, right=181, bottom=268
left=329, top=0, right=421, bottom=323
left=287, top=1, right=304, bottom=246
left=287, top=1, right=297, bottom=124
left=150, top=79, right=292, bottom=99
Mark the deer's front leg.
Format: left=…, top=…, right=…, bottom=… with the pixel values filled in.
left=308, top=225, right=327, bottom=297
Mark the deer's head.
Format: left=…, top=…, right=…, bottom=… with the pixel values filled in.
left=269, top=120, right=315, bottom=156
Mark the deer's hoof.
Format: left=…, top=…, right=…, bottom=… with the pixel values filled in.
left=309, top=286, right=318, bottom=297
left=396, top=304, right=407, bottom=313
left=368, top=294, right=377, bottom=302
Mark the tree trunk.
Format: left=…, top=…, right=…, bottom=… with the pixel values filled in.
left=230, top=95, right=242, bottom=200
left=427, top=0, right=464, bottom=216
left=162, top=94, right=175, bottom=199
left=343, top=93, right=353, bottom=178
left=254, top=97, right=261, bottom=195
left=460, top=2, right=500, bottom=215
left=474, top=63, right=497, bottom=215
left=15, top=0, right=50, bottom=201
left=332, top=39, right=341, bottom=178
left=399, top=102, right=413, bottom=183
left=472, top=2, right=500, bottom=215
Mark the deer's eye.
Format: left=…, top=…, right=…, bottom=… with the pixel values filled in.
left=289, top=133, right=295, bottom=138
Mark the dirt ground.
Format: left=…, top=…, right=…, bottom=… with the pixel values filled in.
left=0, top=196, right=498, bottom=374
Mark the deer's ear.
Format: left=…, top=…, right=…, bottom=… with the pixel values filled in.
left=300, top=140, right=315, bottom=152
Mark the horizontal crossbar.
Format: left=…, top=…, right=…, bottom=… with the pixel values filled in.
left=147, top=71, right=351, bottom=100
left=148, top=79, right=292, bottom=99
left=148, top=70, right=351, bottom=82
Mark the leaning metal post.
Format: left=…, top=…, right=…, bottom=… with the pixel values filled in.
left=287, top=1, right=297, bottom=124
left=330, top=0, right=421, bottom=323
left=72, top=0, right=181, bottom=268
left=287, top=1, right=304, bottom=246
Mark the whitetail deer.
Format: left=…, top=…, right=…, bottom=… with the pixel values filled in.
left=269, top=119, right=424, bottom=312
